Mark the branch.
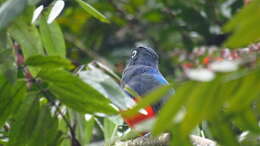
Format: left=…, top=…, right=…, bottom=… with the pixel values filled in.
left=190, top=135, right=216, bottom=146
left=115, top=133, right=216, bottom=146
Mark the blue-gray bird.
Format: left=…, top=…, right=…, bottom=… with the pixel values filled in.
left=121, top=46, right=169, bottom=127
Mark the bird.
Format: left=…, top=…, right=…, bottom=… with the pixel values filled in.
left=121, top=45, right=169, bottom=128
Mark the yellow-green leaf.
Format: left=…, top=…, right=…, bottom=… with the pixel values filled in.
left=75, top=0, right=110, bottom=23
left=223, top=0, right=260, bottom=48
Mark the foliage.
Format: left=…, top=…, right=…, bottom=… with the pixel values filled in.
left=0, top=0, right=259, bottom=146
left=75, top=0, right=110, bottom=23
left=0, top=0, right=27, bottom=31
left=152, top=67, right=260, bottom=145
left=224, top=0, right=260, bottom=48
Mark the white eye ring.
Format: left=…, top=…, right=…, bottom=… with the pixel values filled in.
left=131, top=50, right=137, bottom=58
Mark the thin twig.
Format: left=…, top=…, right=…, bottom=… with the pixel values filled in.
left=64, top=33, right=101, bottom=60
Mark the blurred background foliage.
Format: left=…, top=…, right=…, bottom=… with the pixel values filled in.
left=0, top=0, right=260, bottom=146
left=58, top=0, right=243, bottom=74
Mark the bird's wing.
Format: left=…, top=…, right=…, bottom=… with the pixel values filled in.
left=125, top=72, right=166, bottom=95
left=150, top=72, right=168, bottom=85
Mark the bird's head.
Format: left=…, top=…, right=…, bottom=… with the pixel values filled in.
left=126, top=46, right=159, bottom=67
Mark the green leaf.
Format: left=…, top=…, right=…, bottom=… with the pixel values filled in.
left=118, top=129, right=140, bottom=141
left=0, top=53, right=17, bottom=83
left=104, top=117, right=118, bottom=145
left=0, top=32, right=17, bottom=83
left=233, top=109, right=260, bottom=133
left=28, top=0, right=41, bottom=5
left=27, top=105, right=59, bottom=146
left=58, top=117, right=71, bottom=146
left=70, top=111, right=95, bottom=146
left=7, top=96, right=40, bottom=146
left=47, top=131, right=63, bottom=146
left=0, top=80, right=26, bottom=127
left=9, top=18, right=44, bottom=75
left=25, top=55, right=74, bottom=70
left=0, top=30, right=7, bottom=48
left=170, top=126, right=191, bottom=146
left=7, top=94, right=59, bottom=146
left=123, top=85, right=140, bottom=98
left=75, top=0, right=110, bottom=23
left=225, top=68, right=260, bottom=111
left=0, top=0, right=27, bottom=31
left=78, top=65, right=136, bottom=111
left=208, top=118, right=240, bottom=146
left=9, top=19, right=44, bottom=60
left=143, top=10, right=164, bottom=23
left=122, top=85, right=173, bottom=117
left=223, top=0, right=260, bottom=48
left=93, top=61, right=121, bottom=82
left=39, top=15, right=66, bottom=57
left=180, top=80, right=220, bottom=135
left=38, top=69, right=117, bottom=114
left=152, top=68, right=260, bottom=137
left=152, top=82, right=193, bottom=135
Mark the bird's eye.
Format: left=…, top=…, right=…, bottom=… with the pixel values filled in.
left=131, top=50, right=138, bottom=58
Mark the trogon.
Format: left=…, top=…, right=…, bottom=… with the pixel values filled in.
left=121, top=46, right=169, bottom=128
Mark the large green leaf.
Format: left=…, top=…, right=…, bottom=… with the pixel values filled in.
left=78, top=65, right=136, bottom=111
left=0, top=31, right=17, bottom=83
left=27, top=105, right=59, bottom=146
left=47, top=131, right=63, bottom=146
left=208, top=118, right=240, bottom=146
left=122, top=85, right=173, bottom=117
left=0, top=80, right=26, bottom=127
left=7, top=95, right=59, bottom=146
left=7, top=96, right=40, bottom=146
left=179, top=79, right=220, bottom=135
left=38, top=69, right=117, bottom=114
left=170, top=126, right=191, bottom=146
left=9, top=18, right=44, bottom=75
left=39, top=15, right=66, bottom=57
left=75, top=0, right=110, bottom=23
left=9, top=19, right=44, bottom=60
left=152, top=81, right=194, bottom=135
left=25, top=55, right=73, bottom=70
left=0, top=0, right=27, bottom=31
left=223, top=0, right=260, bottom=48
left=151, top=66, right=260, bottom=137
left=233, top=109, right=260, bottom=133
left=0, top=50, right=16, bottom=83
left=226, top=68, right=260, bottom=111
left=0, top=30, right=7, bottom=48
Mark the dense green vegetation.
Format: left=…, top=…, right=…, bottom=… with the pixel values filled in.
left=0, top=0, right=259, bottom=145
